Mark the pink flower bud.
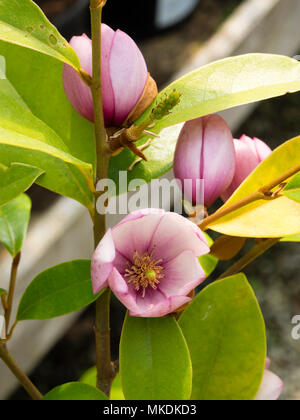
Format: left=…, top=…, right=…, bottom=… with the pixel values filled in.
left=91, top=209, right=210, bottom=318
left=174, top=115, right=236, bottom=207
left=222, top=135, right=272, bottom=201
left=63, top=25, right=148, bottom=127
left=255, top=359, right=283, bottom=400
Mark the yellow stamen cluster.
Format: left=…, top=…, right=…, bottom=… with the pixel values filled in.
left=125, top=249, right=164, bottom=298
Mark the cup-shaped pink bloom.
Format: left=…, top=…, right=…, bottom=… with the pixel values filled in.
left=222, top=135, right=272, bottom=201
left=255, top=359, right=283, bottom=400
left=91, top=209, right=210, bottom=317
left=174, top=115, right=236, bottom=207
left=63, top=25, right=148, bottom=127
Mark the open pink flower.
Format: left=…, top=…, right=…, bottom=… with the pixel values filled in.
left=91, top=209, right=209, bottom=317
left=255, top=358, right=283, bottom=400
left=63, top=25, right=148, bottom=127
left=222, top=135, right=272, bottom=201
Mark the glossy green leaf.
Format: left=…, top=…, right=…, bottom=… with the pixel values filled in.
left=0, top=194, right=31, bottom=256
left=120, top=314, right=192, bottom=400
left=80, top=366, right=97, bottom=387
left=137, top=54, right=300, bottom=133
left=110, top=374, right=125, bottom=401
left=0, top=163, right=44, bottom=207
left=17, top=260, right=101, bottom=320
left=209, top=136, right=300, bottom=238
left=0, top=41, right=95, bottom=167
left=80, top=368, right=125, bottom=400
left=109, top=124, right=183, bottom=195
left=198, top=254, right=218, bottom=278
left=0, top=288, right=7, bottom=297
left=0, top=0, right=80, bottom=68
left=179, top=274, right=266, bottom=400
left=43, top=383, right=108, bottom=401
left=0, top=81, right=94, bottom=210
left=281, top=234, right=300, bottom=242
left=199, top=233, right=218, bottom=278
left=283, top=172, right=300, bottom=203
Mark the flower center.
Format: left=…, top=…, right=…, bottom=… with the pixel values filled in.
left=125, top=248, right=164, bottom=298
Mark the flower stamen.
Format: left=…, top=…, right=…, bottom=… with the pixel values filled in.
left=125, top=248, right=164, bottom=298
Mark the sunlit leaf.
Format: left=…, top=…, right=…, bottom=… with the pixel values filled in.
left=43, top=383, right=108, bottom=401
left=0, top=194, right=31, bottom=256
left=0, top=163, right=43, bottom=207
left=120, top=314, right=192, bottom=400
left=0, top=0, right=80, bottom=68
left=17, top=260, right=102, bottom=320
left=208, top=136, right=300, bottom=238
left=179, top=274, right=266, bottom=400
left=137, top=54, right=300, bottom=133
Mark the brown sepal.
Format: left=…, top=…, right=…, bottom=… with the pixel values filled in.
left=124, top=73, right=158, bottom=127
left=210, top=235, right=247, bottom=261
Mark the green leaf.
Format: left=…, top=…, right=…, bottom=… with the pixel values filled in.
left=43, top=383, right=108, bottom=401
left=198, top=254, right=218, bottom=278
left=0, top=0, right=80, bottom=68
left=283, top=172, right=300, bottom=203
left=17, top=260, right=101, bottom=321
left=281, top=234, right=300, bottom=242
left=137, top=54, right=300, bottom=133
left=120, top=314, right=192, bottom=400
left=179, top=274, right=266, bottom=400
left=0, top=163, right=44, bottom=207
left=80, top=368, right=125, bottom=400
left=80, top=366, right=97, bottom=387
left=109, top=124, right=183, bottom=195
left=208, top=135, right=300, bottom=238
left=110, top=374, right=125, bottom=401
left=199, top=233, right=218, bottom=278
left=0, top=41, right=95, bottom=167
left=0, top=82, right=94, bottom=210
left=0, top=194, right=31, bottom=256
left=0, top=288, right=7, bottom=297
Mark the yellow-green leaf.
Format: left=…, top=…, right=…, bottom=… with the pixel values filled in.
left=137, top=54, right=300, bottom=133
left=208, top=136, right=300, bottom=238
left=0, top=0, right=80, bottom=68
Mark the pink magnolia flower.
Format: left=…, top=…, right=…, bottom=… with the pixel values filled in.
left=174, top=115, right=236, bottom=207
left=222, top=135, right=272, bottom=201
left=255, top=359, right=283, bottom=400
left=91, top=209, right=210, bottom=317
left=63, top=25, right=148, bottom=127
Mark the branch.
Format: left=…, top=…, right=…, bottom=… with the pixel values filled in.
left=0, top=342, right=43, bottom=400
left=199, top=164, right=300, bottom=231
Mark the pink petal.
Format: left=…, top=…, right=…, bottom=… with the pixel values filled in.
left=133, top=294, right=192, bottom=318
left=116, top=208, right=166, bottom=227
left=253, top=137, right=272, bottom=162
left=91, top=229, right=115, bottom=294
left=108, top=269, right=191, bottom=318
left=63, top=35, right=94, bottom=122
left=109, top=30, right=147, bottom=126
left=174, top=119, right=203, bottom=204
left=222, top=137, right=259, bottom=201
left=201, top=115, right=235, bottom=206
left=160, top=250, right=206, bottom=297
left=149, top=213, right=210, bottom=262
left=101, top=24, right=115, bottom=126
left=111, top=213, right=164, bottom=261
left=108, top=268, right=141, bottom=314
left=255, top=370, right=283, bottom=401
